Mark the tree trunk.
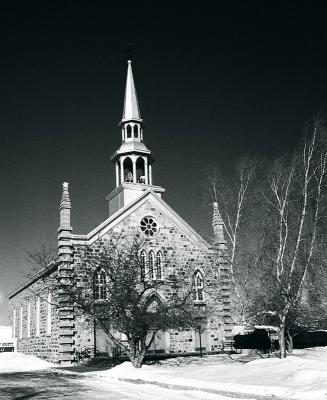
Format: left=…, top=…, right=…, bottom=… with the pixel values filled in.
left=286, top=329, right=293, bottom=353
left=279, top=317, right=286, bottom=359
left=130, top=354, right=144, bottom=368
left=128, top=341, right=146, bottom=368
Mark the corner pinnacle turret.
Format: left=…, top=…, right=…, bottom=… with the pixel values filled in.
left=59, top=182, right=72, bottom=229
left=60, top=182, right=71, bottom=210
left=212, top=201, right=225, bottom=245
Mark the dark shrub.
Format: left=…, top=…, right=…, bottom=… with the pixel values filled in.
left=234, top=329, right=271, bottom=350
left=293, top=331, right=327, bottom=349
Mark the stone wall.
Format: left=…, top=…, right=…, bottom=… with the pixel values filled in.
left=71, top=198, right=231, bottom=354
left=169, top=329, right=195, bottom=353
left=8, top=274, right=59, bottom=363
left=74, top=314, right=94, bottom=358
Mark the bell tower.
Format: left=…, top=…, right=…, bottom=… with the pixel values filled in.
left=106, top=61, right=165, bottom=216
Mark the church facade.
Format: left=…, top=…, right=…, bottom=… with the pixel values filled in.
left=8, top=62, right=233, bottom=365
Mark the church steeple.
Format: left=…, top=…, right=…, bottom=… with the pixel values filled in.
left=107, top=61, right=165, bottom=217
left=111, top=60, right=153, bottom=187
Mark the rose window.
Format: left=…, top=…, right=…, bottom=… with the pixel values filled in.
left=140, top=216, right=158, bottom=237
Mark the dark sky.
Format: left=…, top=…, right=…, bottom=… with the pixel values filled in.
left=1, top=1, right=327, bottom=324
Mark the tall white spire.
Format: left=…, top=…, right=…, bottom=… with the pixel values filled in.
left=107, top=61, right=165, bottom=217
left=122, top=60, right=142, bottom=122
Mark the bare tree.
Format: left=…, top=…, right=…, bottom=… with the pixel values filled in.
left=73, top=237, right=217, bottom=368
left=253, top=116, right=327, bottom=358
left=23, top=244, right=58, bottom=307
left=24, top=244, right=57, bottom=275
left=208, top=157, right=257, bottom=323
left=25, top=237, right=219, bottom=368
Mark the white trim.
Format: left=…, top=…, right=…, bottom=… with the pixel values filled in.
left=115, top=162, right=120, bottom=187
left=149, top=164, right=152, bottom=185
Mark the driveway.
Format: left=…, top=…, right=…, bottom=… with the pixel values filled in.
left=0, top=369, right=260, bottom=400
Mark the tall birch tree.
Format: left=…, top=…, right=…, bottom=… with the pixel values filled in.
left=255, top=116, right=327, bottom=358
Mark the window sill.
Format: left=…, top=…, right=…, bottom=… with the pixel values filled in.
left=143, top=277, right=164, bottom=282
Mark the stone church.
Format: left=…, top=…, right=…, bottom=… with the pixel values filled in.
left=8, top=62, right=232, bottom=364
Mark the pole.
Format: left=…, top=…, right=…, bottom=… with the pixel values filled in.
left=93, top=277, right=97, bottom=358
left=93, top=316, right=97, bottom=358
left=199, top=328, right=202, bottom=358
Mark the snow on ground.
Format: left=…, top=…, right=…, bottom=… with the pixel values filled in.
left=0, top=352, right=54, bottom=373
left=2, top=349, right=327, bottom=399
left=80, top=376, right=242, bottom=400
left=87, top=348, right=327, bottom=399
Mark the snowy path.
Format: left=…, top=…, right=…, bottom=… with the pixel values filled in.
left=84, top=377, right=247, bottom=400
left=117, top=377, right=290, bottom=400
left=0, top=370, right=259, bottom=400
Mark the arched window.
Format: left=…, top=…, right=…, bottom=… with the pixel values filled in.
left=123, top=157, right=133, bottom=182
left=148, top=251, right=155, bottom=279
left=36, top=297, right=40, bottom=337
left=156, top=251, right=162, bottom=280
left=145, top=294, right=162, bottom=313
left=47, top=292, right=51, bottom=335
left=126, top=124, right=132, bottom=138
left=193, top=270, right=204, bottom=302
left=12, top=308, right=16, bottom=338
left=136, top=157, right=145, bottom=183
left=94, top=268, right=107, bottom=300
left=140, top=250, right=146, bottom=281
left=133, top=124, right=139, bottom=138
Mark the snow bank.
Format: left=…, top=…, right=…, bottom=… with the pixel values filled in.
left=87, top=347, right=327, bottom=399
left=98, top=361, right=152, bottom=377
left=0, top=352, right=54, bottom=373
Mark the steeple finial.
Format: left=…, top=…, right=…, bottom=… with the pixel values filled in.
left=122, top=60, right=141, bottom=122
left=59, top=182, right=71, bottom=229
left=212, top=201, right=225, bottom=244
